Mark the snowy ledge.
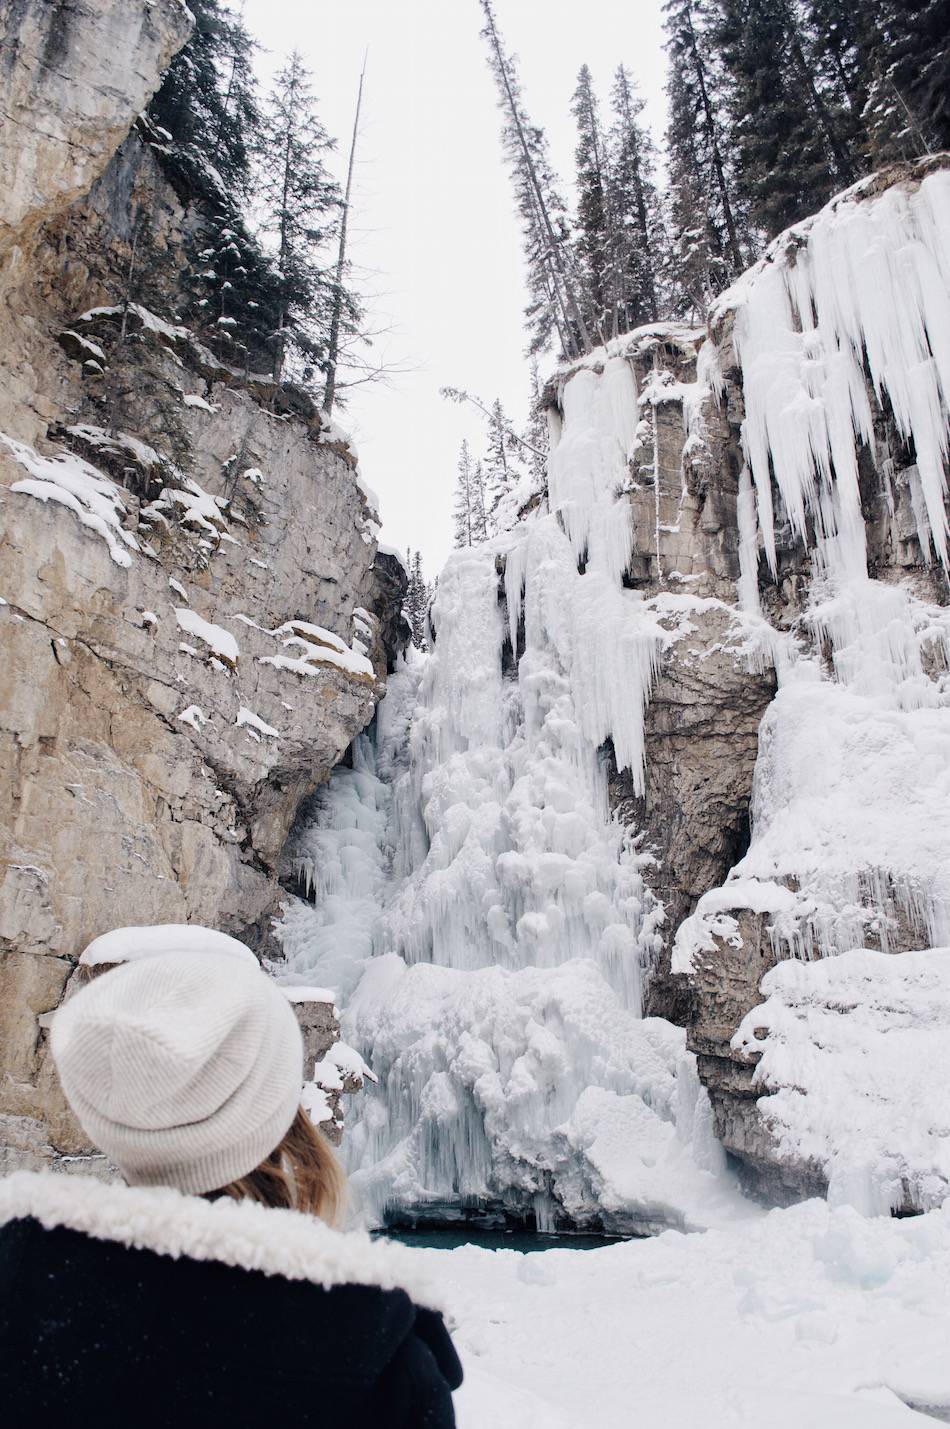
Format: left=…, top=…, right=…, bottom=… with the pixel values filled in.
left=733, top=946, right=950, bottom=1214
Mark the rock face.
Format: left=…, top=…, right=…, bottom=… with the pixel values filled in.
left=597, top=330, right=777, bottom=1021
left=0, top=0, right=405, bottom=1167
left=0, top=0, right=192, bottom=257
left=542, top=161, right=950, bottom=1205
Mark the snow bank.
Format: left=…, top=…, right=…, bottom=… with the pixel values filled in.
left=431, top=1197, right=950, bottom=1428
left=733, top=947, right=950, bottom=1213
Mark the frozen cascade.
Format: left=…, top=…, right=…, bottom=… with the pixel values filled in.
left=279, top=348, right=753, bottom=1234
left=677, top=167, right=950, bottom=971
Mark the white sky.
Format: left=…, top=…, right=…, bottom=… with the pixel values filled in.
left=241, top=0, right=667, bottom=574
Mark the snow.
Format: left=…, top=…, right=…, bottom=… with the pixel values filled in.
left=280, top=985, right=336, bottom=1006
left=675, top=166, right=950, bottom=1006
left=717, top=166, right=950, bottom=573
left=732, top=947, right=950, bottom=1214
left=674, top=669, right=950, bottom=971
left=78, top=303, right=189, bottom=346
left=2, top=433, right=139, bottom=568
left=375, top=541, right=406, bottom=568
left=168, top=577, right=188, bottom=600
left=260, top=622, right=375, bottom=681
left=182, top=393, right=217, bottom=413
left=236, top=706, right=279, bottom=739
left=279, top=516, right=746, bottom=1232
left=64, top=423, right=164, bottom=474
left=61, top=331, right=106, bottom=362
left=174, top=608, right=239, bottom=667
left=79, top=924, right=257, bottom=967
left=423, top=1198, right=950, bottom=1428
left=176, top=704, right=206, bottom=732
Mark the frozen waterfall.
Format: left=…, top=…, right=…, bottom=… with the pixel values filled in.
left=280, top=164, right=950, bottom=1231
left=278, top=348, right=750, bottom=1235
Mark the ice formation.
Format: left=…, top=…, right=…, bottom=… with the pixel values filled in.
left=279, top=348, right=749, bottom=1233
left=282, top=166, right=950, bottom=1229
left=732, top=947, right=950, bottom=1214
left=676, top=168, right=950, bottom=970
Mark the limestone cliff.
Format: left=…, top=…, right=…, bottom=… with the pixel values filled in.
left=0, top=0, right=406, bottom=1169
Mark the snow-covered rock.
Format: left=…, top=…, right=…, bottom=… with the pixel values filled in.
left=0, top=2, right=406, bottom=1171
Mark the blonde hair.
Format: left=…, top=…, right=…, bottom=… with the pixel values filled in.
left=209, top=1107, right=346, bottom=1225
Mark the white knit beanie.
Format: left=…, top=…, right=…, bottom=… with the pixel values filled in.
left=52, top=950, right=304, bottom=1196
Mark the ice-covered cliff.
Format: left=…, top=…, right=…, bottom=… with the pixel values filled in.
left=0, top=0, right=406, bottom=1170
left=280, top=157, right=950, bottom=1228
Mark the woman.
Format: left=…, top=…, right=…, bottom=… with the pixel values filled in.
left=0, top=947, right=462, bottom=1426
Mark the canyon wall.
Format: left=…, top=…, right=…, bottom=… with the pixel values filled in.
left=539, top=159, right=950, bottom=1203
left=0, top=0, right=406, bottom=1170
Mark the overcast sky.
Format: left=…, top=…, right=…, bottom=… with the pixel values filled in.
left=241, top=0, right=667, bottom=574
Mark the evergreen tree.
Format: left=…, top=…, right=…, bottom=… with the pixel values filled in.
left=571, top=65, right=615, bottom=342
left=710, top=0, right=857, bottom=237
left=259, top=51, right=348, bottom=387
left=479, top=0, right=593, bottom=358
left=607, top=65, right=663, bottom=329
left=523, top=361, right=549, bottom=493
left=454, top=441, right=491, bottom=547
left=453, top=441, right=475, bottom=548
left=663, top=0, right=749, bottom=311
left=404, top=550, right=429, bottom=649
left=859, top=1, right=950, bottom=161
left=800, top=0, right=872, bottom=128
left=148, top=0, right=258, bottom=193
left=484, top=398, right=523, bottom=518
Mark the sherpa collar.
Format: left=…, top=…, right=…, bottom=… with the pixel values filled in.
left=0, top=1171, right=444, bottom=1311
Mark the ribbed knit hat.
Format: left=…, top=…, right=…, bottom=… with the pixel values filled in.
left=52, top=950, right=304, bottom=1196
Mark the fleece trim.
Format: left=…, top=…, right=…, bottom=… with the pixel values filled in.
left=0, top=1171, right=444, bottom=1311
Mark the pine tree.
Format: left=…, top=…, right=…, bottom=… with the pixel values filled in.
left=148, top=0, right=256, bottom=193
left=800, top=0, right=871, bottom=128
left=483, top=398, right=522, bottom=519
left=859, top=1, right=950, bottom=162
left=523, top=361, right=549, bottom=493
left=479, top=0, right=593, bottom=359
left=453, top=441, right=483, bottom=547
left=404, top=550, right=429, bottom=649
left=710, top=0, right=858, bottom=237
left=607, top=65, right=663, bottom=329
left=259, top=51, right=346, bottom=387
left=144, top=1, right=285, bottom=372
left=663, top=0, right=750, bottom=311
left=571, top=65, right=615, bottom=342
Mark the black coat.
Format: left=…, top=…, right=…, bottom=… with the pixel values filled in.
left=0, top=1171, right=462, bottom=1428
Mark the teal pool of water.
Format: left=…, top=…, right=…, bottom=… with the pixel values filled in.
left=377, top=1226, right=630, bottom=1253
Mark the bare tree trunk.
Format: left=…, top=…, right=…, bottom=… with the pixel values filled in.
left=273, top=121, right=293, bottom=386
left=323, top=52, right=367, bottom=417
left=481, top=0, right=593, bottom=355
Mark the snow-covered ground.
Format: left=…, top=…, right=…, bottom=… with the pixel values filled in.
left=422, top=1201, right=950, bottom=1428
